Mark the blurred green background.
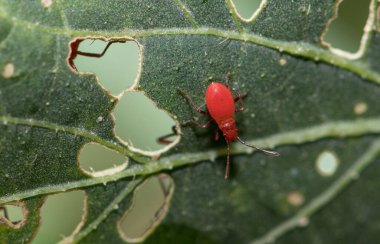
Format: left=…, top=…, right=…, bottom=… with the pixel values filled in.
left=2, top=0, right=370, bottom=243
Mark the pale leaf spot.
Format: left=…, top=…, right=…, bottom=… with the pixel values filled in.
left=354, top=102, right=368, bottom=115
left=2, top=63, right=15, bottom=79
left=279, top=58, right=287, bottom=66
left=287, top=191, right=305, bottom=207
left=41, top=0, right=53, bottom=8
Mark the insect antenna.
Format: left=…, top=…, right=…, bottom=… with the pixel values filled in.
left=237, top=137, right=280, bottom=156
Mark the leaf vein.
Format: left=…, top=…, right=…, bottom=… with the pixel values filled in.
left=3, top=8, right=380, bottom=85
left=251, top=138, right=380, bottom=244
left=225, top=0, right=245, bottom=33
left=173, top=0, right=199, bottom=28
left=0, top=116, right=145, bottom=162
left=1, top=116, right=380, bottom=204
left=68, top=179, right=142, bottom=243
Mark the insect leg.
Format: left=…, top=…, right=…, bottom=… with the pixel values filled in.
left=223, top=72, right=232, bottom=87
left=182, top=118, right=212, bottom=128
left=157, top=125, right=179, bottom=144
left=177, top=88, right=208, bottom=115
left=223, top=73, right=246, bottom=112
left=233, top=90, right=247, bottom=113
left=214, top=129, right=220, bottom=141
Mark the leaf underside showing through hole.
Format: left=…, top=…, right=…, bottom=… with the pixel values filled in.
left=1, top=1, right=380, bottom=243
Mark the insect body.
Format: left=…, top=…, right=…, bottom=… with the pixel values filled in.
left=206, top=82, right=238, bottom=142
left=174, top=81, right=280, bottom=179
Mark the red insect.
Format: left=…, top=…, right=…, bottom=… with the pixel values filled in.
left=161, top=79, right=279, bottom=179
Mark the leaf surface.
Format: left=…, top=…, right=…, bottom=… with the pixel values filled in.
left=1, top=0, right=380, bottom=243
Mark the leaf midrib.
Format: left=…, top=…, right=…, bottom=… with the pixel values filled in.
left=1, top=115, right=380, bottom=204
left=1, top=9, right=379, bottom=85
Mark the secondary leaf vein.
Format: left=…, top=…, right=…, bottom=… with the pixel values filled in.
left=173, top=0, right=199, bottom=28
left=251, top=138, right=380, bottom=244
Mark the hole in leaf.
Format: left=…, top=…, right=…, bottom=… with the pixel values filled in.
left=323, top=0, right=371, bottom=52
left=4, top=205, right=23, bottom=223
left=118, top=174, right=174, bottom=243
left=32, top=191, right=86, bottom=244
left=70, top=39, right=139, bottom=95
left=0, top=203, right=26, bottom=228
left=114, top=92, right=178, bottom=152
left=232, top=0, right=262, bottom=20
left=315, top=150, right=340, bottom=177
left=78, top=143, right=128, bottom=177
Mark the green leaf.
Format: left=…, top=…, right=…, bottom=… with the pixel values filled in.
left=1, top=0, right=380, bottom=243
